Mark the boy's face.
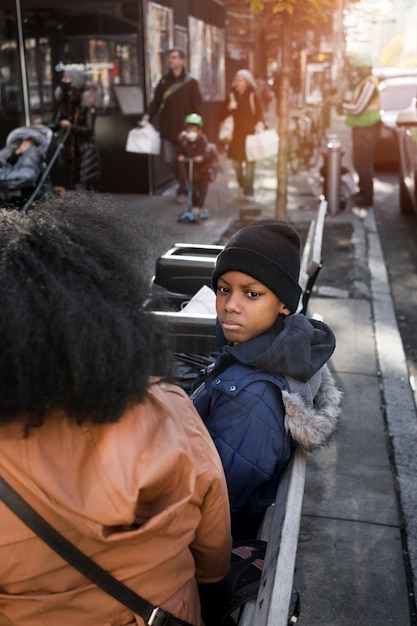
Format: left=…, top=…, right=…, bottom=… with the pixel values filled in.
left=216, top=271, right=290, bottom=344
left=185, top=124, right=201, bottom=134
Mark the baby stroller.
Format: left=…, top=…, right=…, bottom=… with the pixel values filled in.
left=0, top=124, right=69, bottom=214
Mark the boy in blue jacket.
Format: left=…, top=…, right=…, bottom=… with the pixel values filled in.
left=192, top=219, right=342, bottom=539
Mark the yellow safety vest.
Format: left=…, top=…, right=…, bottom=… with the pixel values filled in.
left=346, top=75, right=381, bottom=128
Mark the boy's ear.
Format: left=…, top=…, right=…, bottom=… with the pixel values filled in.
left=280, top=303, right=291, bottom=316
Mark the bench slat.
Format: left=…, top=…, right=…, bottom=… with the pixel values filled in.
left=239, top=448, right=307, bottom=626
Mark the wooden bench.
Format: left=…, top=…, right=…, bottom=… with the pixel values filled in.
left=298, top=197, right=326, bottom=314
left=150, top=200, right=328, bottom=624
left=237, top=448, right=307, bottom=626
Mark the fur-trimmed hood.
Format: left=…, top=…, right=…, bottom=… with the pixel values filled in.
left=197, top=313, right=342, bottom=452
left=283, top=364, right=342, bottom=451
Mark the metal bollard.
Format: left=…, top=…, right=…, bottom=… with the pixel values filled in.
left=325, top=136, right=342, bottom=215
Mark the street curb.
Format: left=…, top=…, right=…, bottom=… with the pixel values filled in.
left=367, top=210, right=417, bottom=598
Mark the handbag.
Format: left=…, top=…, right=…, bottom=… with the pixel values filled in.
left=0, top=474, right=192, bottom=626
left=245, top=128, right=279, bottom=161
left=126, top=122, right=161, bottom=155
left=218, top=115, right=234, bottom=144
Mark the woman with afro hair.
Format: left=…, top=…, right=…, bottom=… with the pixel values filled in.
left=0, top=194, right=231, bottom=626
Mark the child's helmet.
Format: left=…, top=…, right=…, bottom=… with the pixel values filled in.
left=184, top=113, right=203, bottom=127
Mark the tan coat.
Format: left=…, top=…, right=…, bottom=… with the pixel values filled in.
left=0, top=382, right=232, bottom=625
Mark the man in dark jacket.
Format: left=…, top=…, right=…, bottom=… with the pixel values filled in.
left=143, top=48, right=203, bottom=204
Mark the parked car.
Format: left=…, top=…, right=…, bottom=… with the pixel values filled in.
left=374, top=76, right=417, bottom=168
left=396, top=98, right=417, bottom=215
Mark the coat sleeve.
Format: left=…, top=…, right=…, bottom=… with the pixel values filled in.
left=253, top=92, right=264, bottom=125
left=71, top=106, right=96, bottom=139
left=191, top=462, right=232, bottom=583
left=148, top=79, right=166, bottom=120
left=343, top=78, right=377, bottom=116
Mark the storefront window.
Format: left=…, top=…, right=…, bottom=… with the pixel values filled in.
left=145, top=5, right=225, bottom=103
left=0, top=5, right=143, bottom=124
left=146, top=2, right=173, bottom=95
left=189, top=17, right=225, bottom=102
left=0, top=12, right=20, bottom=120
left=54, top=36, right=140, bottom=112
left=25, top=37, right=52, bottom=111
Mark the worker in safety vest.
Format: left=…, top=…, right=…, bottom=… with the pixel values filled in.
left=338, top=53, right=381, bottom=208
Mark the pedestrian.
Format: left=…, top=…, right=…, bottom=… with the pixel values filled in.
left=0, top=195, right=231, bottom=625
left=143, top=48, right=203, bottom=205
left=177, top=113, right=218, bottom=222
left=338, top=53, right=381, bottom=208
left=221, top=69, right=264, bottom=202
left=191, top=219, right=342, bottom=540
left=53, top=69, right=101, bottom=191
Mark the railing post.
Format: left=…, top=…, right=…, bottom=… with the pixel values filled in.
left=325, top=135, right=342, bottom=215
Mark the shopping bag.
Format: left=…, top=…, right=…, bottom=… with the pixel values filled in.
left=218, top=116, right=234, bottom=144
left=126, top=123, right=161, bottom=155
left=245, top=128, right=279, bottom=161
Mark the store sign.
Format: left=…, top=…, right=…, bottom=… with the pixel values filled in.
left=55, top=61, right=115, bottom=73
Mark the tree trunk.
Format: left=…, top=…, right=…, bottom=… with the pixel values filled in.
left=275, top=13, right=293, bottom=220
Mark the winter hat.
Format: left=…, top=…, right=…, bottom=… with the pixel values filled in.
left=212, top=219, right=302, bottom=313
left=64, top=70, right=88, bottom=90
left=234, top=69, right=257, bottom=90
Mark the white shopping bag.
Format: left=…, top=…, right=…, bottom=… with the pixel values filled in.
left=218, top=116, right=234, bottom=143
left=126, top=123, right=161, bottom=155
left=245, top=128, right=279, bottom=161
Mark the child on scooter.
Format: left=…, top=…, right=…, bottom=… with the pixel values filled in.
left=177, top=113, right=218, bottom=222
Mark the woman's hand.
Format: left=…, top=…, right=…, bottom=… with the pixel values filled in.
left=255, top=121, right=265, bottom=133
left=60, top=119, right=71, bottom=128
left=228, top=93, right=237, bottom=111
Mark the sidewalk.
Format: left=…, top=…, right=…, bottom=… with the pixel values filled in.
left=113, top=109, right=417, bottom=624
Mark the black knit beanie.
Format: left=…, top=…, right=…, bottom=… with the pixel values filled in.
left=212, top=219, right=302, bottom=313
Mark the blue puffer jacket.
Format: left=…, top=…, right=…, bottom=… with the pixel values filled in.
left=192, top=313, right=342, bottom=539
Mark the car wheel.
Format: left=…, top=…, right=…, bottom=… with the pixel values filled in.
left=399, top=177, right=414, bottom=215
